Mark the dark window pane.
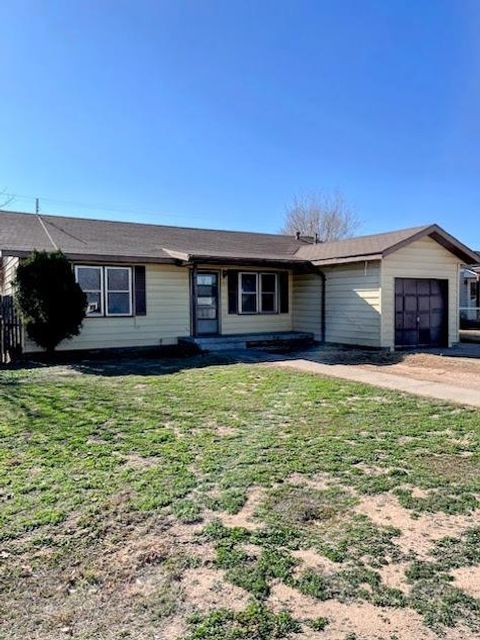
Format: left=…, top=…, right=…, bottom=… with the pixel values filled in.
left=241, top=273, right=257, bottom=293
left=198, top=285, right=213, bottom=296
left=108, top=292, right=130, bottom=314
left=86, top=292, right=102, bottom=315
left=241, top=293, right=257, bottom=312
left=261, top=274, right=276, bottom=293
left=197, top=307, right=216, bottom=319
left=107, top=268, right=129, bottom=291
left=261, top=293, right=275, bottom=312
left=77, top=267, right=101, bottom=290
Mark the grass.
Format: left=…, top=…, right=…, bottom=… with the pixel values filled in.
left=1, top=354, right=480, bottom=638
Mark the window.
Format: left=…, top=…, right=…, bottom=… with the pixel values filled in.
left=75, top=265, right=132, bottom=317
left=239, top=272, right=258, bottom=313
left=238, top=272, right=278, bottom=314
left=105, top=267, right=132, bottom=316
left=260, top=273, right=277, bottom=313
left=75, top=266, right=103, bottom=316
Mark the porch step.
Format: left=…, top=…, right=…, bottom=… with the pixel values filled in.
left=179, top=331, right=314, bottom=353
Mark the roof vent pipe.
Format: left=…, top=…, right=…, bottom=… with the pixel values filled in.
left=295, top=231, right=301, bottom=240
left=314, top=232, right=319, bottom=244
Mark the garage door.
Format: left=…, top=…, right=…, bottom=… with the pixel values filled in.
left=395, top=278, right=448, bottom=348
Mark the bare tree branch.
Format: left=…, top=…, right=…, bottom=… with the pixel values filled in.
left=281, top=191, right=360, bottom=241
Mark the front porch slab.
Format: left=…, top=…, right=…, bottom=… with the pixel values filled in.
left=179, top=330, right=314, bottom=352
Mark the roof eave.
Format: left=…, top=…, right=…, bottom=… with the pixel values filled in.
left=309, top=254, right=383, bottom=267
left=187, top=254, right=307, bottom=268
left=0, top=248, right=178, bottom=265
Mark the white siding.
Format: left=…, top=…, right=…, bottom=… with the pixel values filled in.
left=381, top=236, right=462, bottom=348
left=214, top=266, right=293, bottom=335
left=324, top=261, right=381, bottom=347
left=1, top=256, right=19, bottom=295
left=25, top=263, right=191, bottom=352
left=292, top=273, right=323, bottom=340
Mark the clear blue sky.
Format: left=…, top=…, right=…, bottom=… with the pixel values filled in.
left=1, top=0, right=479, bottom=245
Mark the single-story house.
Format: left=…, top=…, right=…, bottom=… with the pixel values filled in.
left=0, top=210, right=478, bottom=353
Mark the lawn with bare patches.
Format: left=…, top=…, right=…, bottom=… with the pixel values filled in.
left=1, top=355, right=480, bottom=639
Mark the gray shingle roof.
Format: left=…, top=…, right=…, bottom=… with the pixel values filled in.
left=0, top=210, right=307, bottom=263
left=0, top=210, right=477, bottom=266
left=297, top=225, right=431, bottom=264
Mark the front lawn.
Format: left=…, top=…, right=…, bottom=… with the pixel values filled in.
left=1, top=355, right=480, bottom=639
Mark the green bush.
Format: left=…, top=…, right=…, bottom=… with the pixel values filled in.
left=14, top=250, right=86, bottom=352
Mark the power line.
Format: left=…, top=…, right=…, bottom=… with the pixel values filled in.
left=1, top=191, right=209, bottom=222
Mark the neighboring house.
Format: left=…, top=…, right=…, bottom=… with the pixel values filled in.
left=0, top=210, right=478, bottom=352
left=459, top=257, right=480, bottom=328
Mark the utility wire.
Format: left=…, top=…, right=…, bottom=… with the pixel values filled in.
left=0, top=191, right=209, bottom=222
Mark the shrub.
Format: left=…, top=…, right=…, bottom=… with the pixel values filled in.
left=14, top=250, right=87, bottom=352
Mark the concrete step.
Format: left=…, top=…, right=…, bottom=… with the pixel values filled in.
left=180, top=331, right=314, bottom=353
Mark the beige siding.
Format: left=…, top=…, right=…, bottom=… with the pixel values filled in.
left=1, top=256, right=19, bottom=295
left=292, top=273, right=323, bottom=340
left=381, top=236, right=461, bottom=348
left=214, top=266, right=293, bottom=334
left=324, top=261, right=381, bottom=347
left=25, top=263, right=191, bottom=352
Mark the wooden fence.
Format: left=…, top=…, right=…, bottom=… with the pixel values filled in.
left=0, top=296, right=23, bottom=363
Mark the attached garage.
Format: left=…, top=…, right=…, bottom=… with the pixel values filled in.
left=301, top=224, right=480, bottom=351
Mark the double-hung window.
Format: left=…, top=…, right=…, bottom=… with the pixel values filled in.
left=260, top=273, right=277, bottom=313
left=105, top=267, right=132, bottom=316
left=239, top=272, right=278, bottom=314
left=239, top=273, right=258, bottom=313
left=75, top=266, right=103, bottom=316
left=75, top=265, right=132, bottom=317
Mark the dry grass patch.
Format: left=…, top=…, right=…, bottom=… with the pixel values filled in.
left=354, top=493, right=480, bottom=559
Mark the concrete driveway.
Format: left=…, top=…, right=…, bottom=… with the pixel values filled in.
left=241, top=344, right=480, bottom=408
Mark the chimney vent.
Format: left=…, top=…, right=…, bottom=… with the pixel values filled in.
left=295, top=231, right=301, bottom=240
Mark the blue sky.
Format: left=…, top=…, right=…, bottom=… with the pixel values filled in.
left=1, top=1, right=479, bottom=245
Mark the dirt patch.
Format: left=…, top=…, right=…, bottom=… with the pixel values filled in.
left=361, top=352, right=480, bottom=393
left=287, top=472, right=334, bottom=491
left=352, top=462, right=385, bottom=477
left=159, top=616, right=187, bottom=640
left=215, top=425, right=236, bottom=436
left=291, top=548, right=339, bottom=576
left=181, top=567, right=249, bottom=611
left=122, top=453, right=161, bottom=470
left=355, top=493, right=480, bottom=559
left=219, top=487, right=264, bottom=530
left=378, top=561, right=411, bottom=593
left=451, top=566, right=480, bottom=599
left=269, top=581, right=439, bottom=639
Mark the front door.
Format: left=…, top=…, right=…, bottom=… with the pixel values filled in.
left=395, top=278, right=448, bottom=348
left=194, top=271, right=219, bottom=336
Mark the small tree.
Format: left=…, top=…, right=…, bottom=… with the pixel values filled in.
left=14, top=250, right=87, bottom=353
left=281, top=191, right=360, bottom=241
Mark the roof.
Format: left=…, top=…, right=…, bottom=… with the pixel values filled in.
left=0, top=210, right=477, bottom=267
left=0, top=210, right=308, bottom=265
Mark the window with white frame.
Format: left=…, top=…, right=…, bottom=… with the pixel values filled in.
left=75, top=265, right=132, bottom=317
left=75, top=266, right=103, bottom=316
left=239, top=272, right=277, bottom=314
left=105, top=267, right=132, bottom=316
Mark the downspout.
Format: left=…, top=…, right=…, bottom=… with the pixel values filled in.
left=318, top=269, right=326, bottom=343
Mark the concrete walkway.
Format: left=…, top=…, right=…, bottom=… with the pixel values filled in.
left=268, top=358, right=480, bottom=408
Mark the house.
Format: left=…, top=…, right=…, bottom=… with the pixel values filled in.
left=0, top=210, right=478, bottom=353
left=459, top=257, right=480, bottom=328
